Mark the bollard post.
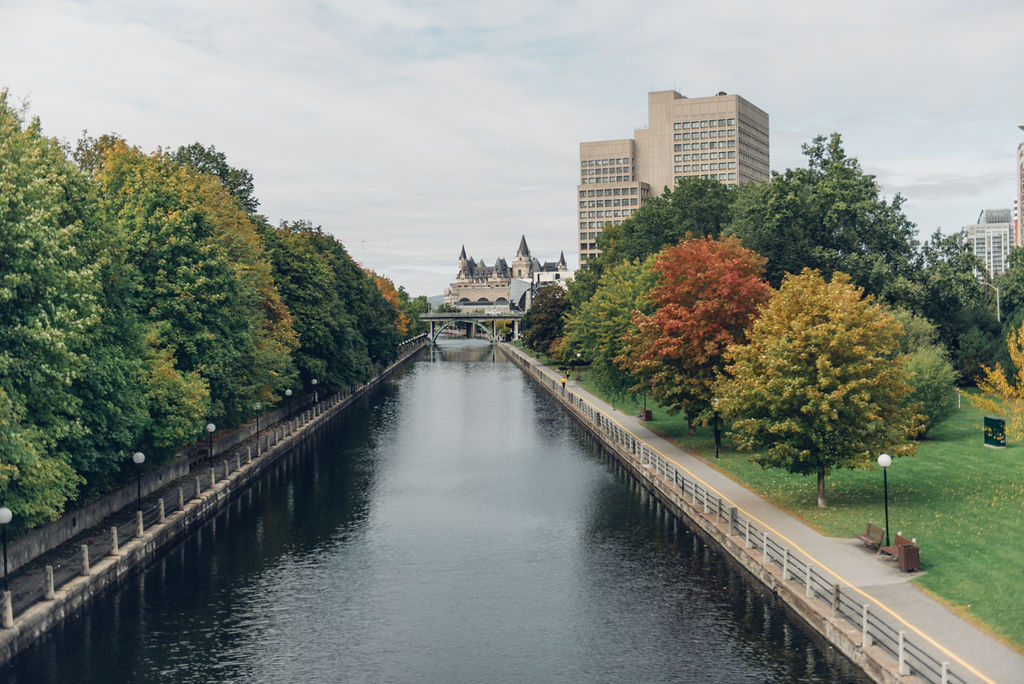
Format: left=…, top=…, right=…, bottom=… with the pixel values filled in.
left=702, top=488, right=709, bottom=515
left=832, top=584, right=841, bottom=615
left=941, top=662, right=950, bottom=683
left=247, top=446, right=253, bottom=464
left=81, top=544, right=90, bottom=575
left=110, top=526, right=119, bottom=556
left=158, top=498, right=165, bottom=524
left=136, top=511, right=144, bottom=539
left=898, top=631, right=909, bottom=676
left=782, top=548, right=790, bottom=580
left=236, top=455, right=241, bottom=472
left=805, top=565, right=814, bottom=599
left=44, top=566, right=54, bottom=600
left=178, top=487, right=185, bottom=509
left=223, top=460, right=229, bottom=479
left=745, top=519, right=752, bottom=549
left=194, top=476, right=202, bottom=499
left=211, top=465, right=217, bottom=485
left=1, top=591, right=12, bottom=629
left=762, top=532, right=769, bottom=565
left=861, top=605, right=872, bottom=648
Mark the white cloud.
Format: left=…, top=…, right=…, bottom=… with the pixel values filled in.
left=2, top=0, right=1023, bottom=293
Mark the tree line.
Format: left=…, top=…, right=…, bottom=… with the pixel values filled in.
left=0, top=92, right=428, bottom=529
left=522, top=133, right=1008, bottom=506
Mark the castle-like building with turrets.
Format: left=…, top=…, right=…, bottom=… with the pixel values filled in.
left=444, top=236, right=572, bottom=313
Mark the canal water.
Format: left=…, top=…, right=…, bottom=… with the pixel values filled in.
left=8, top=340, right=866, bottom=683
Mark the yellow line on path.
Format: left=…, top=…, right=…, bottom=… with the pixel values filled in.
left=521, top=353, right=995, bottom=684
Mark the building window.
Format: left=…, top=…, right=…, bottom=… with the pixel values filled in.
left=683, top=165, right=691, bottom=172
left=718, top=119, right=726, bottom=126
left=701, top=120, right=708, bottom=127
left=675, top=165, right=682, bottom=172
left=674, top=122, right=682, bottom=129
left=728, top=118, right=736, bottom=124
left=674, top=144, right=682, bottom=151
left=682, top=122, right=691, bottom=129
left=675, top=155, right=682, bottom=162
left=675, top=133, right=683, bottom=141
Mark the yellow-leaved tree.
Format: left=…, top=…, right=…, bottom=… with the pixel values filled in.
left=715, top=269, right=923, bottom=507
left=967, top=323, right=1024, bottom=441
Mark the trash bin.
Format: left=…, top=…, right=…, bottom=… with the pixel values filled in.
left=897, top=544, right=920, bottom=572
left=641, top=409, right=652, bottom=422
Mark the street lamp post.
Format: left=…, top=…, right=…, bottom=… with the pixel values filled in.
left=132, top=451, right=145, bottom=512
left=878, top=453, right=892, bottom=547
left=311, top=378, right=319, bottom=404
left=254, top=402, right=262, bottom=455
left=982, top=281, right=1000, bottom=323
left=206, top=422, right=216, bottom=463
left=285, top=388, right=293, bottom=419
left=0, top=507, right=11, bottom=592
left=712, top=398, right=722, bottom=459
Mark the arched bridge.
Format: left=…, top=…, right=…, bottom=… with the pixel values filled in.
left=420, top=312, right=523, bottom=344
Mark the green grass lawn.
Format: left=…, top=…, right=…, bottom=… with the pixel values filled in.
left=644, top=393, right=1024, bottom=650
left=514, top=348, right=1024, bottom=649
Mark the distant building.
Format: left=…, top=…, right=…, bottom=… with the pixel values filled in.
left=444, top=236, right=572, bottom=312
left=966, top=209, right=1014, bottom=278
left=1016, top=135, right=1023, bottom=246
left=577, top=89, right=769, bottom=264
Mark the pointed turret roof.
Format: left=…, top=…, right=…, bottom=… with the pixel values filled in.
left=558, top=250, right=566, bottom=268
left=459, top=245, right=467, bottom=260
left=516, top=235, right=530, bottom=258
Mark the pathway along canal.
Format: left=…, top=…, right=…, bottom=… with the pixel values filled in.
left=6, top=340, right=866, bottom=683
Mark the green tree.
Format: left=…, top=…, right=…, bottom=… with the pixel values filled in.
left=716, top=270, right=922, bottom=507
left=568, top=177, right=733, bottom=308
left=521, top=285, right=568, bottom=357
left=95, top=140, right=297, bottom=427
left=172, top=142, right=259, bottom=215
left=399, top=288, right=430, bottom=337
left=726, top=133, right=918, bottom=303
left=913, top=229, right=995, bottom=381
left=620, top=237, right=770, bottom=431
left=564, top=258, right=657, bottom=400
left=0, top=92, right=92, bottom=524
left=258, top=220, right=371, bottom=389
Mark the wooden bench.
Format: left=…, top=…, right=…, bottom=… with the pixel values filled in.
left=855, top=521, right=885, bottom=550
left=882, top=532, right=920, bottom=572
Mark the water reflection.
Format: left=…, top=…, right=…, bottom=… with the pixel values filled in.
left=7, top=340, right=865, bottom=683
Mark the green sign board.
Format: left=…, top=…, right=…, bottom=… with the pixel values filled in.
left=984, top=416, right=1006, bottom=448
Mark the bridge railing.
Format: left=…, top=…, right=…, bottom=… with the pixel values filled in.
left=501, top=344, right=968, bottom=684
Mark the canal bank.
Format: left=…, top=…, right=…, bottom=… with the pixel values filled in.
left=0, top=337, right=428, bottom=667
left=501, top=343, right=1024, bottom=684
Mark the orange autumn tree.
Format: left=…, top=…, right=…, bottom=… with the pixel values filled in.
left=371, top=272, right=410, bottom=337
left=619, top=236, right=771, bottom=432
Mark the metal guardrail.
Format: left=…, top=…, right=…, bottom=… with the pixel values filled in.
left=505, top=346, right=968, bottom=684
left=4, top=335, right=431, bottom=628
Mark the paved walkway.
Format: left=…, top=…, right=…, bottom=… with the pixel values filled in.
left=520, top=351, right=1024, bottom=684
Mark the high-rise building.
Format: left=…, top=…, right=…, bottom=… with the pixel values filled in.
left=1015, top=128, right=1023, bottom=246
left=576, top=90, right=769, bottom=264
left=966, top=209, right=1014, bottom=278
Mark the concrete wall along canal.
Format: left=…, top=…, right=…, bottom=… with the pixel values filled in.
left=500, top=343, right=970, bottom=684
left=0, top=336, right=428, bottom=666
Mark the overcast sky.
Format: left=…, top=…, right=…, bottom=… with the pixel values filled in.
left=3, top=0, right=1023, bottom=295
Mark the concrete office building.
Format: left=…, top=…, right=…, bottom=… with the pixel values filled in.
left=966, top=209, right=1014, bottom=278
left=577, top=90, right=769, bottom=264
